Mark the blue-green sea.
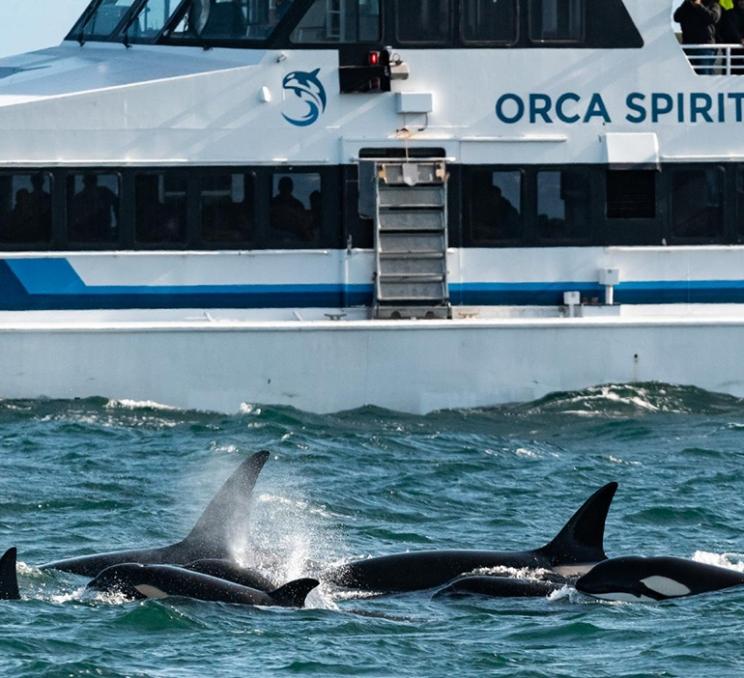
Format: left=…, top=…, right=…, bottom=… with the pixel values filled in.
left=1, top=383, right=743, bottom=677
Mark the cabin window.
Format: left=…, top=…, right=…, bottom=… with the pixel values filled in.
left=270, top=171, right=322, bottom=245
left=169, top=0, right=296, bottom=40
left=79, top=0, right=139, bottom=39
left=291, top=0, right=380, bottom=43
left=467, top=168, right=523, bottom=244
left=199, top=172, right=255, bottom=243
left=126, top=0, right=175, bottom=40
left=671, top=167, right=724, bottom=241
left=0, top=173, right=53, bottom=246
left=737, top=168, right=744, bottom=241
left=66, top=173, right=120, bottom=244
left=536, top=170, right=590, bottom=242
left=135, top=173, right=188, bottom=245
left=396, top=0, right=450, bottom=45
left=461, top=0, right=517, bottom=44
left=529, top=0, right=584, bottom=43
left=606, top=171, right=656, bottom=220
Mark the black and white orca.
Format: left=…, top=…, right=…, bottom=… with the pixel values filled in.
left=323, top=482, right=618, bottom=593
left=41, top=451, right=270, bottom=577
left=576, top=555, right=744, bottom=602
left=0, top=548, right=20, bottom=600
left=87, top=563, right=318, bottom=607
left=433, top=575, right=562, bottom=599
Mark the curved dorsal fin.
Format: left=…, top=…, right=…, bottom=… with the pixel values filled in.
left=539, top=482, right=618, bottom=565
left=0, top=547, right=20, bottom=600
left=179, top=451, right=270, bottom=557
left=270, top=578, right=319, bottom=607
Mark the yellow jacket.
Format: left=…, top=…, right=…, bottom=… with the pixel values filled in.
left=721, top=0, right=733, bottom=10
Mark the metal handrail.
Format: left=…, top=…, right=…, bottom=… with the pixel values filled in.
left=683, top=43, right=744, bottom=75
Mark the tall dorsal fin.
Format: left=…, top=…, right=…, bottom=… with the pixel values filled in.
left=0, top=547, right=20, bottom=600
left=179, top=451, right=270, bottom=557
left=270, top=578, right=319, bottom=607
left=538, top=482, right=618, bottom=565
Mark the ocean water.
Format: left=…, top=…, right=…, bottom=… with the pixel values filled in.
left=1, top=383, right=743, bottom=677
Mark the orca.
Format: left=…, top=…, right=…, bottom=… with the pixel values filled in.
left=0, top=548, right=20, bottom=600
left=323, top=482, right=618, bottom=593
left=87, top=563, right=318, bottom=608
left=433, top=575, right=562, bottom=599
left=576, top=556, right=744, bottom=602
left=184, top=559, right=275, bottom=591
left=41, top=451, right=270, bottom=577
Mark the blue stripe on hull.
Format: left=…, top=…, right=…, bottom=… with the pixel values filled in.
left=5, top=259, right=744, bottom=310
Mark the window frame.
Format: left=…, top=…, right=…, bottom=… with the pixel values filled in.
left=464, top=165, right=526, bottom=246
left=527, top=0, right=586, bottom=46
left=459, top=0, right=519, bottom=48
left=289, top=0, right=382, bottom=46
left=534, top=167, right=592, bottom=245
left=65, top=170, right=124, bottom=249
left=394, top=0, right=453, bottom=47
left=0, top=171, right=56, bottom=250
left=668, top=164, right=727, bottom=245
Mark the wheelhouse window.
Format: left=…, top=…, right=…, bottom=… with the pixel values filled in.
left=396, top=0, right=450, bottom=45
left=529, top=0, right=584, bottom=43
left=170, top=0, right=296, bottom=41
left=66, top=173, right=120, bottom=243
left=199, top=172, right=255, bottom=243
left=536, top=169, right=590, bottom=242
left=135, top=173, right=188, bottom=245
left=125, top=0, right=176, bottom=40
left=467, top=169, right=522, bottom=244
left=74, top=0, right=139, bottom=41
left=291, top=0, right=380, bottom=43
left=270, top=171, right=322, bottom=245
left=607, top=170, right=656, bottom=220
left=462, top=0, right=517, bottom=45
left=671, top=167, right=724, bottom=241
left=0, top=173, right=53, bottom=246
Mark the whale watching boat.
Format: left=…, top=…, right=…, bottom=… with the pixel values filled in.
left=0, top=0, right=742, bottom=413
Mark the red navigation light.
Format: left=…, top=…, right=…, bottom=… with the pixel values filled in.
left=368, top=50, right=380, bottom=66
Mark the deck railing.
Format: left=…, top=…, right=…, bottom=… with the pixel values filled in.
left=683, top=44, right=744, bottom=75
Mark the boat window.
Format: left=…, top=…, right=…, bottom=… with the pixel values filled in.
left=671, top=167, right=724, bottom=240
left=291, top=0, right=380, bottom=43
left=270, top=171, right=322, bottom=245
left=467, top=168, right=522, bottom=243
left=126, top=0, right=179, bottom=41
left=199, top=172, right=255, bottom=243
left=529, top=0, right=584, bottom=43
left=135, top=173, right=188, bottom=244
left=66, top=173, right=120, bottom=243
left=536, top=169, right=590, bottom=242
left=0, top=173, right=53, bottom=245
left=78, top=0, right=139, bottom=40
left=461, top=0, right=517, bottom=45
left=170, top=0, right=296, bottom=41
left=606, top=170, right=656, bottom=219
left=396, top=0, right=450, bottom=45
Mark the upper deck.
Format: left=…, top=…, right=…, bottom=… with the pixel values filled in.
left=0, top=0, right=738, bottom=168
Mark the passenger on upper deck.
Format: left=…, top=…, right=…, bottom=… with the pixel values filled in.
left=719, top=0, right=744, bottom=71
left=675, top=0, right=722, bottom=74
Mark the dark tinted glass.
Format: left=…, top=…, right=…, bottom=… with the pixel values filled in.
left=462, top=0, right=517, bottom=43
left=200, top=173, right=254, bottom=242
left=81, top=0, right=137, bottom=39
left=529, top=0, right=584, bottom=42
left=270, top=172, right=322, bottom=244
left=0, top=173, right=53, bottom=245
left=467, top=169, right=522, bottom=243
left=396, top=0, right=450, bottom=44
left=135, top=173, right=188, bottom=244
left=671, top=168, right=724, bottom=240
left=536, top=170, right=590, bottom=241
left=66, top=173, right=120, bottom=243
left=172, top=0, right=296, bottom=40
left=607, top=170, right=656, bottom=219
left=292, top=0, right=380, bottom=43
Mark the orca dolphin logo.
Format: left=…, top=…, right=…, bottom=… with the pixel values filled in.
left=282, top=68, right=327, bottom=127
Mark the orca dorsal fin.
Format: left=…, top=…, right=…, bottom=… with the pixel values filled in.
left=0, top=547, right=20, bottom=600
left=179, top=451, right=270, bottom=557
left=539, top=482, right=618, bottom=566
left=269, top=578, right=319, bottom=607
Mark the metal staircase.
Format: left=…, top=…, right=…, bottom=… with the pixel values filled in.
left=373, top=160, right=451, bottom=319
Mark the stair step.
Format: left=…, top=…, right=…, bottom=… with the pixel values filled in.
left=380, top=251, right=445, bottom=259
left=379, top=187, right=445, bottom=208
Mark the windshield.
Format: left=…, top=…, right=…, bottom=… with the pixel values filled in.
left=125, top=0, right=182, bottom=40
left=73, top=0, right=140, bottom=41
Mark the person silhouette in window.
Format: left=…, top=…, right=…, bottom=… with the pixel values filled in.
left=28, top=173, right=51, bottom=240
left=70, top=174, right=119, bottom=241
left=271, top=176, right=311, bottom=240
